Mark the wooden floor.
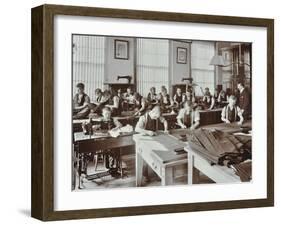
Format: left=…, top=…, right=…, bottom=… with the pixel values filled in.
left=74, top=154, right=213, bottom=191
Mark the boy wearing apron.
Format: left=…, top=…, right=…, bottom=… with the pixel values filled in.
left=73, top=83, right=91, bottom=119
left=221, top=95, right=244, bottom=125
left=176, top=100, right=200, bottom=130
left=135, top=105, right=168, bottom=184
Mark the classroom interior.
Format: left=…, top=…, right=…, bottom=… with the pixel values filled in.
left=72, top=35, right=252, bottom=190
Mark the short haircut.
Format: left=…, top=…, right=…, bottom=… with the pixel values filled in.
left=103, top=89, right=111, bottom=97
left=134, top=92, right=141, bottom=98
left=161, top=86, right=167, bottom=92
left=76, top=83, right=85, bottom=90
left=102, top=106, right=111, bottom=113
left=95, top=88, right=102, bottom=94
left=238, top=82, right=245, bottom=87
left=228, top=95, right=237, bottom=101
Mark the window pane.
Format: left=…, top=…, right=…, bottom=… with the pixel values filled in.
left=72, top=35, right=105, bottom=101
left=136, top=39, right=169, bottom=96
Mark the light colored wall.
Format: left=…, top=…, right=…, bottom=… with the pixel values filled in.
left=170, top=41, right=191, bottom=86
left=104, top=37, right=135, bottom=84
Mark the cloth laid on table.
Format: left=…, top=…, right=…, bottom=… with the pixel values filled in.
left=231, top=160, right=252, bottom=182
left=108, top=124, right=134, bottom=138
left=188, top=128, right=252, bottom=181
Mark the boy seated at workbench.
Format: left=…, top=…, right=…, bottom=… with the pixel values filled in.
left=82, top=107, right=123, bottom=175
left=73, top=83, right=91, bottom=119
left=158, top=86, right=174, bottom=113
left=122, top=87, right=135, bottom=111
left=135, top=105, right=168, bottom=136
left=173, top=87, right=186, bottom=110
left=221, top=95, right=244, bottom=125
left=176, top=100, right=200, bottom=130
left=202, top=87, right=215, bottom=110
left=105, top=89, right=121, bottom=117
left=133, top=92, right=148, bottom=116
left=89, top=88, right=109, bottom=116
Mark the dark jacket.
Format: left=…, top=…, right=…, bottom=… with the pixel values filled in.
left=239, top=89, right=251, bottom=118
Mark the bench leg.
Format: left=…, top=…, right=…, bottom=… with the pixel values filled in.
left=136, top=150, right=144, bottom=186
left=161, top=167, right=173, bottom=186
left=188, top=152, right=200, bottom=185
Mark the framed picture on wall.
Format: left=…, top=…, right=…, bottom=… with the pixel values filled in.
left=177, top=47, right=187, bottom=64
left=114, top=39, right=129, bottom=59
left=31, top=4, right=274, bottom=221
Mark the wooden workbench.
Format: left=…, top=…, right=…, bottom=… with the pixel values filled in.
left=184, top=121, right=252, bottom=184
left=185, top=144, right=241, bottom=184
left=133, top=133, right=187, bottom=186
left=169, top=121, right=251, bottom=184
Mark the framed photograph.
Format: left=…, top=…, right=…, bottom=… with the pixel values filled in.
left=31, top=4, right=274, bottom=221
left=177, top=47, right=187, bottom=64
left=114, top=39, right=129, bottom=59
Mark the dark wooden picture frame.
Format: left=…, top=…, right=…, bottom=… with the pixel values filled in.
left=177, top=47, right=187, bottom=64
left=114, top=39, right=129, bottom=60
left=31, top=4, right=274, bottom=221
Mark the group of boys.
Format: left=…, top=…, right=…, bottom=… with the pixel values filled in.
left=74, top=82, right=250, bottom=179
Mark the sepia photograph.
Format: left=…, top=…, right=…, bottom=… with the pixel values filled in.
left=29, top=2, right=275, bottom=220
left=72, top=35, right=252, bottom=190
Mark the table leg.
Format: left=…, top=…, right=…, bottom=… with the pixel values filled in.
left=78, top=153, right=83, bottom=189
left=161, top=166, right=173, bottom=186
left=136, top=148, right=144, bottom=186
left=120, top=148, right=123, bottom=178
left=188, top=152, right=200, bottom=185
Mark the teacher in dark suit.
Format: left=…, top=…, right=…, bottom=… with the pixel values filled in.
left=237, top=82, right=251, bottom=120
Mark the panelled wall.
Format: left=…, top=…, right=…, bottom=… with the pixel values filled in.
left=169, top=41, right=191, bottom=94
left=72, top=35, right=216, bottom=100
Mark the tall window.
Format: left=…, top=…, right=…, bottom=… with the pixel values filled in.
left=136, top=39, right=169, bottom=96
left=72, top=35, right=105, bottom=100
left=191, top=41, right=215, bottom=96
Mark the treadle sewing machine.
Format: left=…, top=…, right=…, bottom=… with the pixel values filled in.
left=73, top=131, right=135, bottom=189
